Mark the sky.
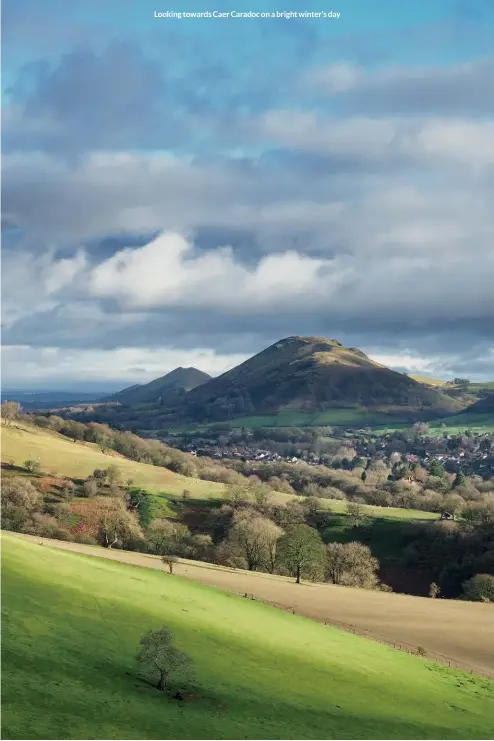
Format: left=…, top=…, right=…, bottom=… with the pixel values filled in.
left=2, top=0, right=494, bottom=390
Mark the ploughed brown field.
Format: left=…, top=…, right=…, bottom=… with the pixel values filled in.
left=12, top=532, right=494, bottom=679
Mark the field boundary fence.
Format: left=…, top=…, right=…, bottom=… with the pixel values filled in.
left=238, top=591, right=494, bottom=681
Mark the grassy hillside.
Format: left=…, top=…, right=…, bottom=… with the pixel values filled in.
left=3, top=534, right=493, bottom=740
left=408, top=375, right=448, bottom=387
left=1, top=422, right=224, bottom=498
left=159, top=337, right=461, bottom=426
left=1, top=422, right=437, bottom=522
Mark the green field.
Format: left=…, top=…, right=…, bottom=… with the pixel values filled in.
left=1, top=423, right=437, bottom=522
left=2, top=534, right=493, bottom=740
left=425, top=414, right=494, bottom=434
left=374, top=414, right=494, bottom=436
left=177, top=409, right=493, bottom=433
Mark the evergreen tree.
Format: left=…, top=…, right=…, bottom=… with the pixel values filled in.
left=453, top=471, right=467, bottom=488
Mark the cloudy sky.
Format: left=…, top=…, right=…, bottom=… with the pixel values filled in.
left=2, top=0, right=494, bottom=390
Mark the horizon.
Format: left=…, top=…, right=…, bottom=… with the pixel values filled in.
left=2, top=0, right=494, bottom=386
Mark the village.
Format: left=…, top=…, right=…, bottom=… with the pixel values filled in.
left=153, top=426, right=494, bottom=478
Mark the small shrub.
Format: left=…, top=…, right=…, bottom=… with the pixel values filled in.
left=24, top=459, right=42, bottom=474
left=226, top=555, right=248, bottom=570
left=416, top=646, right=427, bottom=657
left=380, top=584, right=393, bottom=592
left=82, top=478, right=98, bottom=497
left=73, top=533, right=98, bottom=546
left=53, top=528, right=74, bottom=542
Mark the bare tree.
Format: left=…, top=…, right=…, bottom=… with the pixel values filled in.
left=1, top=401, right=21, bottom=426
left=1, top=477, right=43, bottom=533
left=105, top=465, right=121, bottom=486
left=346, top=499, right=367, bottom=528
left=97, top=501, right=142, bottom=548
left=83, top=478, right=99, bottom=497
left=227, top=511, right=282, bottom=571
left=137, top=626, right=194, bottom=692
left=250, top=483, right=272, bottom=511
left=429, top=582, right=440, bottom=599
left=326, top=541, right=379, bottom=588
left=325, top=542, right=349, bottom=585
left=227, top=484, right=250, bottom=510
left=441, top=493, right=465, bottom=521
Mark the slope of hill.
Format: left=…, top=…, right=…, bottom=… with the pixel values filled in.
left=105, top=367, right=211, bottom=405
left=162, top=337, right=462, bottom=425
left=408, top=374, right=448, bottom=387
left=1, top=422, right=224, bottom=498
left=3, top=534, right=493, bottom=740
left=408, top=377, right=494, bottom=408
left=1, top=422, right=437, bottom=520
left=462, top=394, right=494, bottom=416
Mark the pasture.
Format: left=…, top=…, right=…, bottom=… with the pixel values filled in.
left=2, top=533, right=493, bottom=740
left=8, top=533, right=494, bottom=679
left=1, top=422, right=225, bottom=497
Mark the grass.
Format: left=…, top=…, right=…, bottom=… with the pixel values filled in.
left=315, top=499, right=437, bottom=520
left=3, top=534, right=494, bottom=740
left=1, top=423, right=225, bottom=498
left=408, top=375, right=448, bottom=387
left=372, top=413, right=494, bottom=436
left=1, top=422, right=437, bottom=522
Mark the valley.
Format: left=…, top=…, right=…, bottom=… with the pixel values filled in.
left=3, top=534, right=494, bottom=741
left=2, top=338, right=494, bottom=740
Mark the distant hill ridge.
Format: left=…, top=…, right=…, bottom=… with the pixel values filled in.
left=160, top=336, right=461, bottom=423
left=104, top=366, right=212, bottom=405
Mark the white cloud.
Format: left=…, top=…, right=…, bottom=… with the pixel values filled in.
left=0, top=345, right=249, bottom=387
left=258, top=112, right=494, bottom=168
left=89, top=231, right=332, bottom=310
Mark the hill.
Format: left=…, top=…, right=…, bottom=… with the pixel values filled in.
left=462, top=394, right=494, bottom=416
left=1, top=421, right=224, bottom=499
left=161, top=337, right=461, bottom=426
left=0, top=421, right=437, bottom=521
left=3, top=534, right=493, bottom=740
left=104, top=367, right=211, bottom=405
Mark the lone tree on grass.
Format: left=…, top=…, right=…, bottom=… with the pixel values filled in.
left=137, top=626, right=194, bottom=692
left=162, top=555, right=178, bottom=574
left=277, top=524, right=324, bottom=584
left=346, top=499, right=367, bottom=528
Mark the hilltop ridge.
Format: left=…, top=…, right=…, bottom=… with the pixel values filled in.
left=161, top=336, right=460, bottom=424
left=103, top=366, right=211, bottom=405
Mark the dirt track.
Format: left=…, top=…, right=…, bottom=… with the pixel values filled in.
left=11, top=533, right=494, bottom=678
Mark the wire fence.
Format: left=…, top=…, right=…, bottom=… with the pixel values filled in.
left=238, top=592, right=494, bottom=681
